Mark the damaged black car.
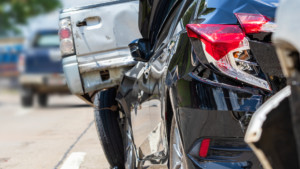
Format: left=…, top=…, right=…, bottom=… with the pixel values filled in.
left=94, top=0, right=286, bottom=169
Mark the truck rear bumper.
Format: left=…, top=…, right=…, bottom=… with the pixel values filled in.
left=78, top=48, right=136, bottom=73
left=62, top=51, right=136, bottom=94
left=62, top=55, right=84, bottom=94
left=19, top=74, right=65, bottom=85
left=19, top=73, right=69, bottom=93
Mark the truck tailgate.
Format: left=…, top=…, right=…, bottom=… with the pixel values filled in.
left=65, top=0, right=140, bottom=57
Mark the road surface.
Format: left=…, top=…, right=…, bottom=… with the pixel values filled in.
left=0, top=90, right=110, bottom=169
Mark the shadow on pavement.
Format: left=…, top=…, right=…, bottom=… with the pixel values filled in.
left=44, top=104, right=91, bottom=109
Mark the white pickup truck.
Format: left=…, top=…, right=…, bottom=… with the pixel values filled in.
left=59, top=0, right=140, bottom=104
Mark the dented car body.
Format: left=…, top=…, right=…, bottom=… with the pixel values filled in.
left=116, top=0, right=286, bottom=168
left=59, top=0, right=141, bottom=101
left=60, top=0, right=288, bottom=168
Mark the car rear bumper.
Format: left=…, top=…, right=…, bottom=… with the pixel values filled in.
left=169, top=75, right=264, bottom=168
left=178, top=107, right=260, bottom=169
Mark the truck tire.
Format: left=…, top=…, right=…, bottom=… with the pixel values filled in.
left=94, top=88, right=125, bottom=169
left=38, top=94, right=48, bottom=107
left=21, top=87, right=33, bottom=107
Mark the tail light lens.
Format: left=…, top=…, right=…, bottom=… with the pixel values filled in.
left=187, top=24, right=245, bottom=61
left=59, top=18, right=75, bottom=56
left=235, top=13, right=276, bottom=34
left=187, top=24, right=271, bottom=91
left=60, top=28, right=71, bottom=39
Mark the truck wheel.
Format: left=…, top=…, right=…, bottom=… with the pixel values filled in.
left=21, top=87, right=34, bottom=107
left=94, top=88, right=125, bottom=169
left=38, top=94, right=48, bottom=107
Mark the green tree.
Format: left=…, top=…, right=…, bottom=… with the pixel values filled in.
left=0, top=0, right=61, bottom=37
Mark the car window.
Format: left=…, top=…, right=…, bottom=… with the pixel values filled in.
left=33, top=33, right=59, bottom=48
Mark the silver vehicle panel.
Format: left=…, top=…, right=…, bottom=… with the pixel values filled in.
left=60, top=0, right=141, bottom=95
left=273, top=0, right=300, bottom=77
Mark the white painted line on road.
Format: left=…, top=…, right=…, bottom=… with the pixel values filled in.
left=60, top=152, right=86, bottom=169
left=15, top=108, right=33, bottom=116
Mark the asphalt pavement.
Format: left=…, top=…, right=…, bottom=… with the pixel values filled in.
left=0, top=89, right=110, bottom=169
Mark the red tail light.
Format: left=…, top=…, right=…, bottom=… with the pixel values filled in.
left=186, top=23, right=271, bottom=91
left=59, top=18, right=75, bottom=56
left=235, top=13, right=271, bottom=34
left=199, top=139, right=211, bottom=158
left=186, top=24, right=245, bottom=60
left=60, top=28, right=71, bottom=39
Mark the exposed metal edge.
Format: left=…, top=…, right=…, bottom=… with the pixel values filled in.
left=245, top=85, right=291, bottom=143
left=247, top=143, right=272, bottom=169
left=188, top=72, right=255, bottom=94
left=80, top=61, right=137, bottom=73
left=79, top=55, right=137, bottom=73
left=244, top=86, right=291, bottom=169
left=60, top=0, right=138, bottom=13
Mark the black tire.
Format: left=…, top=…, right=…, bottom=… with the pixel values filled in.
left=38, top=94, right=48, bottom=107
left=94, top=88, right=125, bottom=169
left=21, top=87, right=33, bottom=107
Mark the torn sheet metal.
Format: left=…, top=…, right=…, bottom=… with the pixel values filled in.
left=245, top=86, right=299, bottom=169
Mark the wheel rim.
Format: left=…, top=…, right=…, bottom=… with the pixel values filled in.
left=171, top=123, right=185, bottom=169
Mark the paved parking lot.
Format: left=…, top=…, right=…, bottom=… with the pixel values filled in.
left=0, top=90, right=110, bottom=169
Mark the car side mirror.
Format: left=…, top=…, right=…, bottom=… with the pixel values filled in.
left=128, top=39, right=151, bottom=62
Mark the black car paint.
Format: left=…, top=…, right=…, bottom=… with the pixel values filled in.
left=118, top=0, right=283, bottom=168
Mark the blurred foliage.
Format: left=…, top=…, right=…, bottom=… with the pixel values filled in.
left=0, top=0, right=61, bottom=37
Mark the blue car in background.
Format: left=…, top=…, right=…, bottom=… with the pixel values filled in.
left=0, top=44, right=22, bottom=63
left=19, top=29, right=69, bottom=107
left=0, top=44, right=22, bottom=77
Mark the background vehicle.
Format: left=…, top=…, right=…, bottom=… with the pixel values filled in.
left=0, top=43, right=22, bottom=77
left=0, top=43, right=23, bottom=89
left=245, top=0, right=300, bottom=168
left=59, top=1, right=141, bottom=168
left=114, top=0, right=285, bottom=168
left=19, top=29, right=69, bottom=107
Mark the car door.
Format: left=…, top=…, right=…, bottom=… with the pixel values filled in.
left=127, top=0, right=186, bottom=165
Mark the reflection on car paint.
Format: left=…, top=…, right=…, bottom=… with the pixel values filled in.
left=119, top=0, right=283, bottom=168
